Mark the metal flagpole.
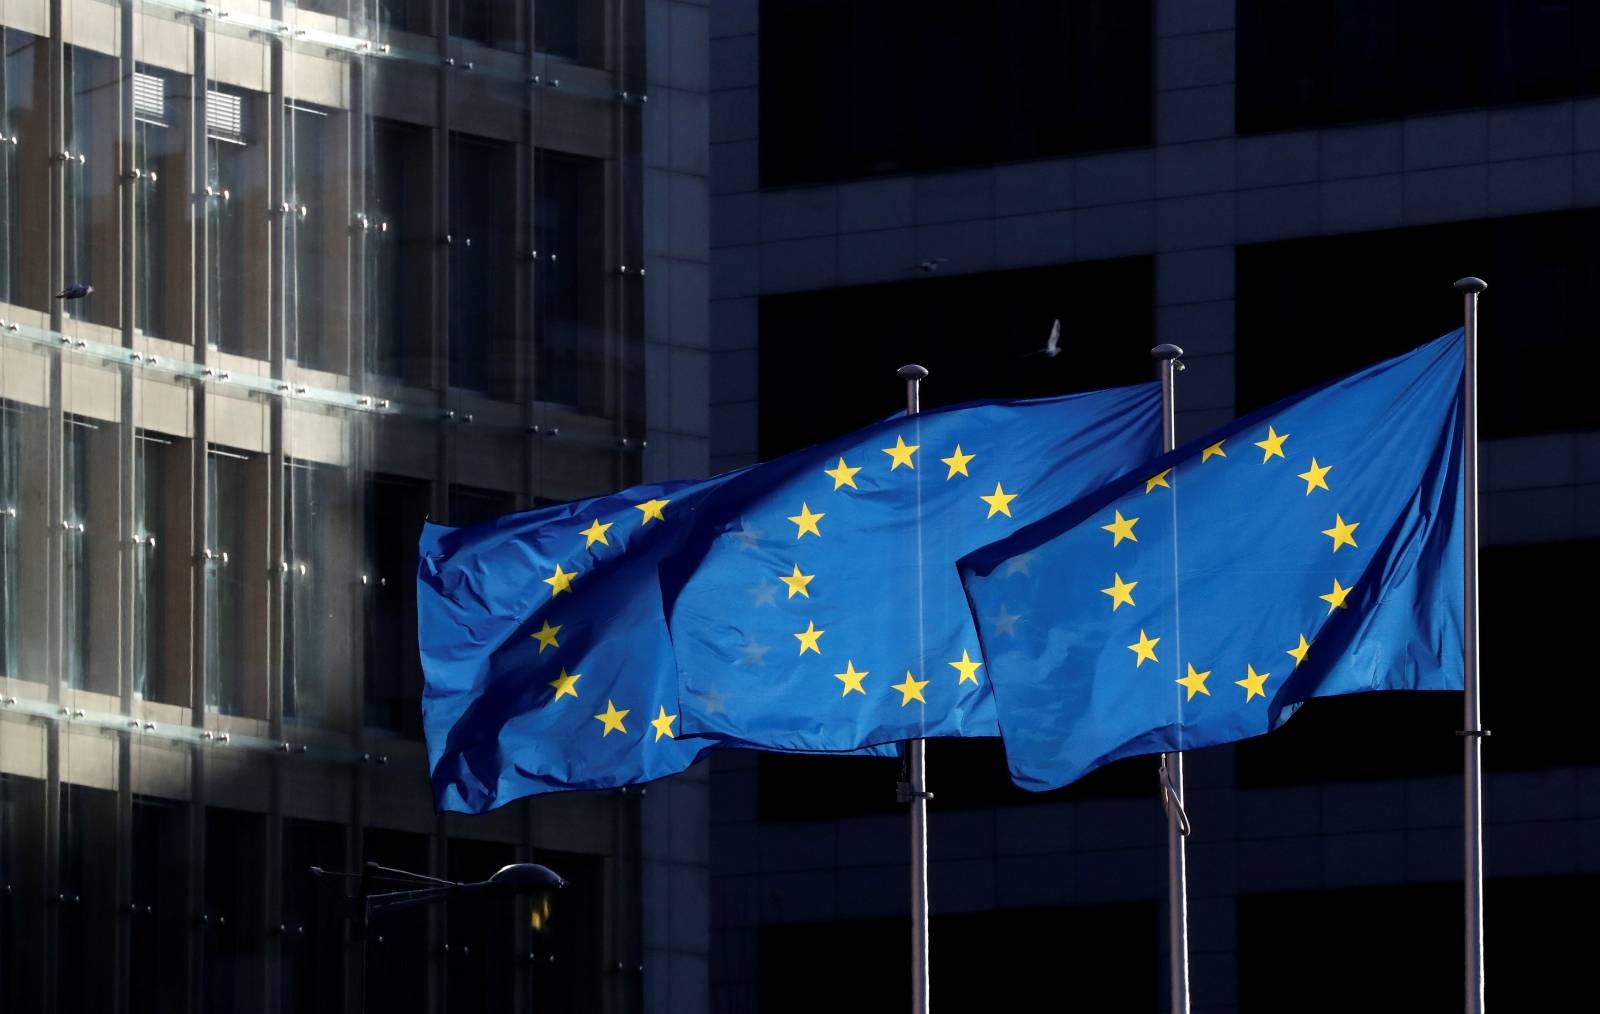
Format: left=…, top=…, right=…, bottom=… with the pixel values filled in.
left=1455, top=276, right=1487, bottom=1013
left=897, top=363, right=931, bottom=1014
left=1152, top=343, right=1191, bottom=1014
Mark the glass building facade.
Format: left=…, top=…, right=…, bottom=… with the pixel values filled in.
left=0, top=2, right=695, bottom=1011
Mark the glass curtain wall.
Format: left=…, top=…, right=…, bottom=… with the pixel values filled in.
left=0, top=1, right=646, bottom=1010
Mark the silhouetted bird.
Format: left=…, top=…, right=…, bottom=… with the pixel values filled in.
left=1024, top=319, right=1062, bottom=358
left=56, top=283, right=93, bottom=300
left=912, top=258, right=947, bottom=274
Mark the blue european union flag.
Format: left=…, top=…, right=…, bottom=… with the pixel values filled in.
left=662, top=383, right=1163, bottom=751
left=959, top=332, right=1465, bottom=791
left=420, top=478, right=729, bottom=812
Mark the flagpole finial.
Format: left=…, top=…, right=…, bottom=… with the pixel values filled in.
left=1152, top=344, right=1184, bottom=361
left=897, top=364, right=928, bottom=381
left=1454, top=277, right=1487, bottom=294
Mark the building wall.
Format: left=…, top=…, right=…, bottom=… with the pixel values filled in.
left=0, top=1, right=711, bottom=1012
left=707, top=0, right=1600, bottom=1010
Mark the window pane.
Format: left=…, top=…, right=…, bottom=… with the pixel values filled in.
left=281, top=819, right=345, bottom=1011
left=64, top=46, right=119, bottom=330
left=369, top=118, right=433, bottom=383
left=1, top=29, right=49, bottom=313
left=0, top=775, right=46, bottom=1009
left=130, top=799, right=187, bottom=1014
left=285, top=459, right=353, bottom=725
left=63, top=414, right=121, bottom=695
left=535, top=0, right=605, bottom=67
left=58, top=787, right=117, bottom=1014
left=206, top=447, right=267, bottom=718
left=0, top=396, right=48, bottom=682
left=449, top=133, right=518, bottom=396
left=365, top=474, right=429, bottom=735
left=287, top=104, right=347, bottom=373
left=134, top=433, right=189, bottom=705
left=536, top=149, right=607, bottom=409
left=207, top=89, right=270, bottom=357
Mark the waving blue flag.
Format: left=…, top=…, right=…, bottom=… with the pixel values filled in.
left=959, top=332, right=1465, bottom=791
left=663, top=384, right=1163, bottom=752
left=420, top=478, right=731, bottom=812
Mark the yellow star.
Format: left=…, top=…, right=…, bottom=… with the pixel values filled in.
left=779, top=563, right=815, bottom=599
left=948, top=650, right=982, bottom=685
left=1101, top=510, right=1139, bottom=546
left=882, top=435, right=919, bottom=470
left=636, top=498, right=669, bottom=524
left=1287, top=634, right=1311, bottom=668
left=1235, top=664, right=1270, bottom=702
left=835, top=661, right=868, bottom=696
left=824, top=457, right=862, bottom=490
left=1128, top=629, right=1160, bottom=667
left=650, top=705, right=677, bottom=742
left=1297, top=458, right=1332, bottom=495
left=1101, top=573, right=1138, bottom=611
left=940, top=445, right=975, bottom=479
left=548, top=669, right=580, bottom=701
left=891, top=671, right=929, bottom=706
left=980, top=483, right=1017, bottom=519
left=530, top=620, right=561, bottom=652
left=1176, top=663, right=1212, bottom=701
left=1319, top=578, right=1353, bottom=614
left=794, top=621, right=824, bottom=655
left=1201, top=440, right=1227, bottom=462
left=788, top=502, right=825, bottom=539
left=1322, top=514, right=1360, bottom=552
left=579, top=518, right=613, bottom=547
left=594, top=699, right=629, bottom=736
left=1255, top=426, right=1289, bottom=462
left=1145, top=469, right=1172, bottom=494
left=543, top=564, right=577, bottom=598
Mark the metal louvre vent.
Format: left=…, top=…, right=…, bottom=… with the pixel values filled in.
left=206, top=90, right=245, bottom=144
left=133, top=72, right=166, bottom=126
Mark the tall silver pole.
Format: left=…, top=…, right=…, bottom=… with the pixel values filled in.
left=1455, top=277, right=1486, bottom=1014
left=1152, top=343, right=1190, bottom=1014
left=897, top=363, right=931, bottom=1014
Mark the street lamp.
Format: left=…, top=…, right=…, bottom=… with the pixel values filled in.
left=311, top=860, right=565, bottom=1013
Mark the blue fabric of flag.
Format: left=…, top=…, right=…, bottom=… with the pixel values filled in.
left=420, top=478, right=732, bottom=812
left=662, top=383, right=1163, bottom=751
left=959, top=332, right=1465, bottom=791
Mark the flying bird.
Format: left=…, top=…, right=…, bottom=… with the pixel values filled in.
left=1024, top=319, right=1062, bottom=358
left=912, top=258, right=947, bottom=274
left=56, top=283, right=94, bottom=300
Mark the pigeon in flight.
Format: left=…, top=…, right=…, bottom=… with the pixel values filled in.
left=1024, top=319, right=1062, bottom=358
left=912, top=258, right=947, bottom=274
left=56, top=283, right=94, bottom=300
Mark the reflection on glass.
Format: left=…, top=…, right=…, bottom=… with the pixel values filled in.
left=65, top=46, right=119, bottom=329
left=0, top=398, right=44, bottom=682
left=287, top=103, right=339, bottom=372
left=205, top=448, right=250, bottom=715
left=63, top=416, right=118, bottom=694
left=536, top=149, right=606, bottom=409
left=206, top=88, right=268, bottom=357
left=0, top=402, right=18, bottom=679
left=134, top=433, right=188, bottom=704
left=285, top=459, right=350, bottom=725
left=449, top=132, right=517, bottom=396
left=1, top=29, right=44, bottom=311
left=133, top=67, right=180, bottom=339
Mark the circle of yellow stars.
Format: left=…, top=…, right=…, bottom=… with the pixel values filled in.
left=1097, top=421, right=1361, bottom=707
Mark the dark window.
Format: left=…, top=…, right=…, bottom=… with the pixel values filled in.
left=286, top=459, right=352, bottom=724
left=535, top=0, right=605, bottom=67
left=130, top=799, right=188, bottom=1014
left=1238, top=0, right=1600, bottom=133
left=758, top=260, right=1153, bottom=459
left=1237, top=541, right=1600, bottom=786
left=445, top=838, right=517, bottom=1012
left=206, top=447, right=266, bottom=717
left=362, top=829, right=432, bottom=1011
left=64, top=46, right=119, bottom=329
left=1236, top=210, right=1600, bottom=438
left=134, top=67, right=182, bottom=339
left=204, top=808, right=268, bottom=1013
left=370, top=118, right=434, bottom=383
left=58, top=787, right=117, bottom=1014
left=760, top=0, right=1152, bottom=187
left=0, top=399, right=48, bottom=683
left=759, top=904, right=1158, bottom=1010
left=449, top=133, right=519, bottom=396
left=63, top=416, right=119, bottom=695
left=378, top=0, right=435, bottom=34
left=1239, top=877, right=1599, bottom=1011
left=281, top=819, right=346, bottom=1012
left=448, top=483, right=517, bottom=527
left=287, top=103, right=341, bottom=371
left=365, top=473, right=430, bottom=735
left=0, top=775, right=46, bottom=1010
left=449, top=0, right=520, bottom=48
left=528, top=850, right=606, bottom=1014
left=535, top=149, right=607, bottom=410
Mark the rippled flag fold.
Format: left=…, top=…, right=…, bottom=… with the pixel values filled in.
left=420, top=478, right=732, bottom=812
left=959, top=332, right=1465, bottom=791
left=662, top=383, right=1163, bottom=752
